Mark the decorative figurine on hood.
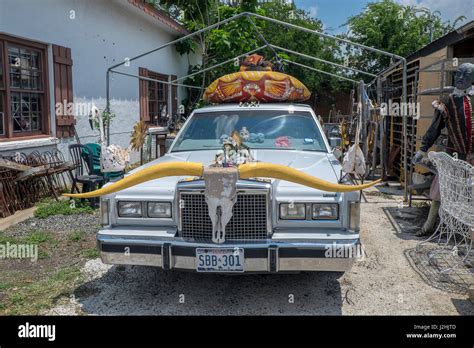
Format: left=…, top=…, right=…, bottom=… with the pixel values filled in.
left=412, top=62, right=474, bottom=236
left=215, top=130, right=253, bottom=167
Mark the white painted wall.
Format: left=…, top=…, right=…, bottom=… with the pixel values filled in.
left=0, top=0, right=200, bottom=162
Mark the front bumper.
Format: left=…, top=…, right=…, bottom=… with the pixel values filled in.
left=97, top=231, right=360, bottom=273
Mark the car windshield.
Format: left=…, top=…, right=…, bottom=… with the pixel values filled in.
left=171, top=109, right=327, bottom=152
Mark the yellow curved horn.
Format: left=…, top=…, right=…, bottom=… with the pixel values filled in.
left=239, top=162, right=380, bottom=192
left=64, top=161, right=379, bottom=199
left=63, top=162, right=204, bottom=199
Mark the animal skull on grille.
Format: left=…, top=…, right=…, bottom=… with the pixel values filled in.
left=64, top=162, right=381, bottom=243
left=203, top=167, right=238, bottom=244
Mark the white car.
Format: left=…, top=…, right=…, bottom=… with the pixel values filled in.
left=97, top=103, right=361, bottom=273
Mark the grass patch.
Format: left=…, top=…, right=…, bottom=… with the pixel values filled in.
left=80, top=248, right=99, bottom=259
left=37, top=250, right=50, bottom=260
left=68, top=230, right=87, bottom=243
left=0, top=282, right=11, bottom=290
left=1, top=230, right=56, bottom=245
left=0, top=234, right=21, bottom=244
left=34, top=199, right=94, bottom=219
left=1, top=205, right=99, bottom=315
left=0, top=266, right=82, bottom=315
left=26, top=231, right=58, bottom=259
left=0, top=230, right=58, bottom=260
left=24, top=230, right=56, bottom=245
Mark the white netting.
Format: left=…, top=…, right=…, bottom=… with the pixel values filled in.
left=419, top=152, right=473, bottom=274
left=429, top=152, right=473, bottom=228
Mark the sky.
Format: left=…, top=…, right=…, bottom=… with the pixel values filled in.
left=294, top=0, right=474, bottom=34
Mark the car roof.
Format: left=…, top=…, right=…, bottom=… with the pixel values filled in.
left=193, top=103, right=314, bottom=113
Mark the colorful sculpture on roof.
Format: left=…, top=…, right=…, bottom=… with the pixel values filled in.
left=203, top=54, right=311, bottom=103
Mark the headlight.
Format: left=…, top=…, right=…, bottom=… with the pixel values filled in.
left=147, top=202, right=172, bottom=218
left=100, top=198, right=109, bottom=226
left=349, top=202, right=360, bottom=231
left=118, top=201, right=142, bottom=217
left=312, top=203, right=338, bottom=220
left=280, top=203, right=306, bottom=220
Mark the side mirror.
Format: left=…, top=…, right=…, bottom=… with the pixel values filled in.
left=332, top=147, right=343, bottom=161
left=329, top=137, right=341, bottom=149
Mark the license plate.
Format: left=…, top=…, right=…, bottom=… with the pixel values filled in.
left=196, top=248, right=244, bottom=272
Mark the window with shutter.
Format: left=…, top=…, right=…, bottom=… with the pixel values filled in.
left=53, top=44, right=75, bottom=138
left=0, top=34, right=50, bottom=139
left=139, top=67, right=171, bottom=127
left=139, top=67, right=150, bottom=122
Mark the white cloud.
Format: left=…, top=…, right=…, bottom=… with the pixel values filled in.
left=308, top=5, right=318, bottom=18
left=396, top=0, right=473, bottom=23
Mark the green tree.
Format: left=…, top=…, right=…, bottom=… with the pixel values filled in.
left=157, top=0, right=347, bottom=111
left=345, top=0, right=466, bottom=74
left=257, top=1, right=348, bottom=96
left=159, top=0, right=261, bottom=111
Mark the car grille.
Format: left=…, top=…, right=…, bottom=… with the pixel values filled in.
left=179, top=191, right=268, bottom=241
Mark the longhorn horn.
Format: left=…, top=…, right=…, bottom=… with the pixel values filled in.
left=239, top=163, right=380, bottom=192
left=64, top=161, right=380, bottom=199
left=63, top=162, right=203, bottom=198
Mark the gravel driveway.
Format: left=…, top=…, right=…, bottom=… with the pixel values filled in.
left=47, top=186, right=474, bottom=315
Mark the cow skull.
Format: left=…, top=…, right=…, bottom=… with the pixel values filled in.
left=203, top=167, right=238, bottom=244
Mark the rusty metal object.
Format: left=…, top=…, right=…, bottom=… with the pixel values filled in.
left=0, top=158, right=31, bottom=171
left=15, top=165, right=50, bottom=181
left=0, top=149, right=71, bottom=217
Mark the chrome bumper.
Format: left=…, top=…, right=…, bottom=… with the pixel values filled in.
left=97, top=233, right=360, bottom=273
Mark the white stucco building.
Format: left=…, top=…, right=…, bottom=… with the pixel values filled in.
left=0, top=0, right=200, bottom=162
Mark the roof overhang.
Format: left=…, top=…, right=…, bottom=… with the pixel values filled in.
left=404, top=20, right=474, bottom=63
left=118, top=0, right=189, bottom=36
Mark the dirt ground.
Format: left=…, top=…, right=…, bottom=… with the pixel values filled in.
left=1, top=185, right=473, bottom=315
left=47, top=184, right=474, bottom=316
left=0, top=208, right=99, bottom=315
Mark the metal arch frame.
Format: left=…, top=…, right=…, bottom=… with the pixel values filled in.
left=170, top=45, right=268, bottom=83
left=104, top=11, right=408, bottom=198
left=106, top=45, right=360, bottom=101
left=171, top=43, right=364, bottom=84
left=269, top=44, right=377, bottom=78
left=106, top=11, right=406, bottom=110
left=170, top=44, right=377, bottom=85
left=108, top=70, right=204, bottom=90
left=108, top=46, right=359, bottom=99
left=281, top=59, right=359, bottom=84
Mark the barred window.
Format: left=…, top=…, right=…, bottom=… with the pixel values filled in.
left=139, top=68, right=176, bottom=127
left=11, top=92, right=42, bottom=132
left=0, top=34, right=49, bottom=138
left=147, top=71, right=168, bottom=127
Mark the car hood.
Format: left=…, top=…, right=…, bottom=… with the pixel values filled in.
left=114, top=150, right=342, bottom=199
